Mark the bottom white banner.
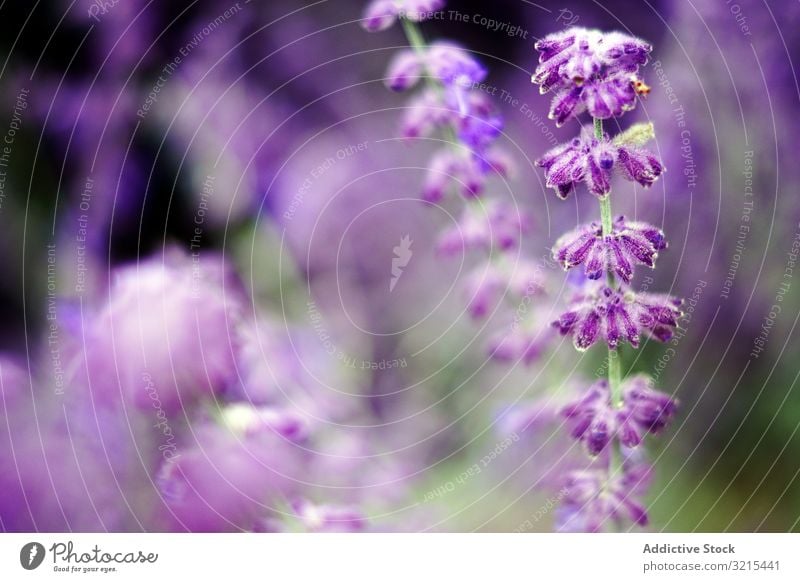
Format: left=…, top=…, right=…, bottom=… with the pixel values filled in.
left=1, top=533, right=797, bottom=581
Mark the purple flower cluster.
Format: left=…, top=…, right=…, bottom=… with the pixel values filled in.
left=529, top=28, right=683, bottom=531
left=553, top=283, right=682, bottom=350
left=532, top=28, right=652, bottom=126
left=556, top=459, right=651, bottom=532
left=562, top=377, right=677, bottom=455
left=553, top=216, right=666, bottom=283
left=537, top=129, right=663, bottom=198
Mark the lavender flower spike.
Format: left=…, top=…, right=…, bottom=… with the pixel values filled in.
left=361, top=0, right=445, bottom=32
left=533, top=28, right=652, bottom=126
left=536, top=129, right=663, bottom=199
left=553, top=284, right=683, bottom=350
left=553, top=216, right=667, bottom=283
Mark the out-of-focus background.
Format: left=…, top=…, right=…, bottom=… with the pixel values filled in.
left=0, top=0, right=798, bottom=532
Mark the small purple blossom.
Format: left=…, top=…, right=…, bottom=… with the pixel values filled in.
left=618, top=375, right=679, bottom=444
left=561, top=380, right=618, bottom=455
left=422, top=147, right=509, bottom=201
left=553, top=216, right=667, bottom=282
left=361, top=0, right=445, bottom=32
left=533, top=28, right=651, bottom=125
left=553, top=284, right=683, bottom=350
left=385, top=50, right=425, bottom=91
left=219, top=403, right=311, bottom=444
left=437, top=200, right=530, bottom=255
left=561, top=378, right=677, bottom=454
left=463, top=263, right=505, bottom=319
left=386, top=43, right=485, bottom=93
left=555, top=460, right=651, bottom=532
left=401, top=88, right=453, bottom=138
left=536, top=130, right=663, bottom=198
left=486, top=325, right=546, bottom=365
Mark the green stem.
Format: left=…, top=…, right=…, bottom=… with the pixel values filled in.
left=594, top=117, right=624, bottom=485
left=401, top=17, right=428, bottom=61
left=593, top=117, right=623, bottom=409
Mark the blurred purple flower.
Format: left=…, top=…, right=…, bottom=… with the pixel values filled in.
left=555, top=459, right=651, bottom=532
left=437, top=200, right=530, bottom=256
left=157, top=417, right=304, bottom=532
left=486, top=325, right=547, bottom=365
left=90, top=250, right=243, bottom=415
left=361, top=0, right=445, bottom=32
left=463, top=263, right=506, bottom=319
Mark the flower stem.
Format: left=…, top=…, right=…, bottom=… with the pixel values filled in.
left=595, top=118, right=613, bottom=239
left=401, top=17, right=428, bottom=60
left=593, top=117, right=623, bottom=409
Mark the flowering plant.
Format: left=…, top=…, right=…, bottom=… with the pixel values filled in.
left=533, top=27, right=682, bottom=531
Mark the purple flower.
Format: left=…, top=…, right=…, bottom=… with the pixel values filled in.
left=553, top=284, right=683, bottom=350
left=533, top=28, right=651, bottom=125
left=561, top=380, right=618, bottom=455
left=157, top=419, right=304, bottom=532
left=562, top=377, right=677, bottom=454
left=385, top=43, right=486, bottom=94
left=555, top=460, right=651, bottom=532
left=361, top=0, right=446, bottom=32
left=401, top=88, right=453, bottom=138
left=618, top=375, right=679, bottom=445
left=437, top=200, right=530, bottom=255
left=553, top=216, right=667, bottom=282
left=385, top=50, right=425, bottom=91
left=90, top=250, right=243, bottom=415
left=536, top=130, right=663, bottom=198
left=463, top=263, right=506, bottom=319
left=422, top=147, right=509, bottom=201
left=486, top=325, right=546, bottom=365
left=426, top=42, right=487, bottom=90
